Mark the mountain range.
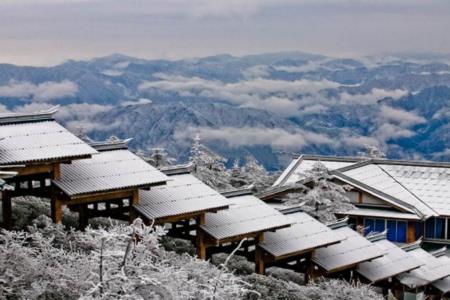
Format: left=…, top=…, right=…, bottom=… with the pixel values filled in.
left=0, top=52, right=449, bottom=170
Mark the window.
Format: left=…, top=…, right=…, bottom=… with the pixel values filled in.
left=425, top=218, right=435, bottom=238
left=375, top=219, right=386, bottom=232
left=397, top=221, right=407, bottom=243
left=387, top=220, right=397, bottom=241
left=436, top=218, right=446, bottom=239
left=364, top=218, right=375, bottom=235
left=447, top=218, right=450, bottom=240
left=415, top=222, right=424, bottom=240
left=425, top=217, right=448, bottom=240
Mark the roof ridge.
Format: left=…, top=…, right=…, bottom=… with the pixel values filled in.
left=0, top=106, right=58, bottom=125
left=274, top=155, right=304, bottom=187
left=377, top=164, right=438, bottom=218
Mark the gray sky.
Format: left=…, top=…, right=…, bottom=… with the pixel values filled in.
left=1, top=0, right=450, bottom=66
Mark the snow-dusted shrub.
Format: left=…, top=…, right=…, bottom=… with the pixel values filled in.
left=266, top=267, right=304, bottom=285
left=0, top=216, right=249, bottom=299
left=159, top=236, right=196, bottom=256
left=211, top=253, right=255, bottom=275
left=7, top=196, right=124, bottom=231
left=243, top=274, right=383, bottom=300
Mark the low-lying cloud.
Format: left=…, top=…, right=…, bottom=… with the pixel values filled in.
left=0, top=80, right=78, bottom=102
left=340, top=88, right=408, bottom=105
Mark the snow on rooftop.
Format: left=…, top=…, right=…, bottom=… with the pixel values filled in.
left=54, top=149, right=168, bottom=196
left=134, top=173, right=230, bottom=221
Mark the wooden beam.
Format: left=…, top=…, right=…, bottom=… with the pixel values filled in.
left=1, top=191, right=12, bottom=230
left=51, top=195, right=63, bottom=224
left=6, top=164, right=54, bottom=177
left=255, top=232, right=265, bottom=274
left=62, top=189, right=134, bottom=205
left=196, top=214, right=207, bottom=260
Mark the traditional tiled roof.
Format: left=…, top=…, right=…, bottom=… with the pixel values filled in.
left=260, top=211, right=342, bottom=259
left=0, top=109, right=97, bottom=165
left=312, top=221, right=385, bottom=273
left=272, top=154, right=450, bottom=218
left=53, top=140, right=168, bottom=197
left=201, top=194, right=292, bottom=242
left=357, top=232, right=423, bottom=283
left=134, top=173, right=230, bottom=221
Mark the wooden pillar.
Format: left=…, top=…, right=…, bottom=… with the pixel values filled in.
left=407, top=221, right=416, bottom=243
left=255, top=232, right=265, bottom=274
left=129, top=190, right=139, bottom=223
left=51, top=195, right=62, bottom=224
left=1, top=190, right=12, bottom=230
left=196, top=214, right=206, bottom=260
left=304, top=251, right=313, bottom=283
left=79, top=204, right=89, bottom=231
left=357, top=191, right=363, bottom=204
left=52, top=163, right=61, bottom=180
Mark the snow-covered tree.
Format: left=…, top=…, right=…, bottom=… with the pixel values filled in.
left=188, top=134, right=232, bottom=190
left=147, top=147, right=175, bottom=167
left=0, top=216, right=249, bottom=299
left=285, top=161, right=354, bottom=222
left=229, top=156, right=275, bottom=192
left=358, top=144, right=386, bottom=159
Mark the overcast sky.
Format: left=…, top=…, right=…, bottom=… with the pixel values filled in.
left=1, top=0, right=450, bottom=66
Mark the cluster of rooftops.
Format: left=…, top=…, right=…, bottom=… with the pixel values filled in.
left=0, top=108, right=449, bottom=298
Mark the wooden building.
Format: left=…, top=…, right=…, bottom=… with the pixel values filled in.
left=200, top=191, right=292, bottom=274
left=258, top=207, right=342, bottom=279
left=52, top=138, right=168, bottom=229
left=267, top=154, right=450, bottom=246
left=133, top=164, right=231, bottom=259
left=311, top=219, right=385, bottom=279
left=0, top=109, right=97, bottom=229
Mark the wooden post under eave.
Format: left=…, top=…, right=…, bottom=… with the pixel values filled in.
left=129, top=189, right=139, bottom=223
left=1, top=190, right=12, bottom=230
left=52, top=163, right=61, bottom=180
left=51, top=195, right=62, bottom=224
left=196, top=214, right=207, bottom=260
left=79, top=204, right=89, bottom=231
left=255, top=232, right=265, bottom=275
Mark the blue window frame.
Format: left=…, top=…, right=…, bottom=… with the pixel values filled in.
left=375, top=219, right=386, bottom=232
left=415, top=222, right=423, bottom=240
left=425, top=218, right=435, bottom=238
left=397, top=221, right=407, bottom=243
left=364, top=218, right=375, bottom=235
left=387, top=220, right=397, bottom=241
left=436, top=218, right=445, bottom=239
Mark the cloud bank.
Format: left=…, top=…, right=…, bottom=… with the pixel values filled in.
left=0, top=80, right=78, bottom=101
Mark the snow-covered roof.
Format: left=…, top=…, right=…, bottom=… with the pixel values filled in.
left=356, top=233, right=423, bottom=283
left=273, top=155, right=362, bottom=186
left=431, top=256, right=450, bottom=294
left=134, top=173, right=230, bottom=222
left=273, top=154, right=450, bottom=218
left=378, top=164, right=450, bottom=217
left=54, top=145, right=168, bottom=197
left=396, top=245, right=450, bottom=288
left=201, top=194, right=292, bottom=242
left=260, top=211, right=342, bottom=259
left=312, top=224, right=385, bottom=273
left=338, top=164, right=436, bottom=218
left=0, top=110, right=97, bottom=165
